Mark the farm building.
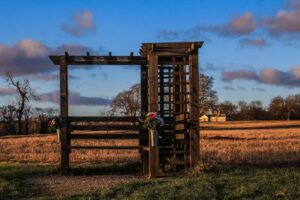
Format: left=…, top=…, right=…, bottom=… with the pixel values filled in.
left=199, top=115, right=209, bottom=122
left=200, top=114, right=226, bottom=122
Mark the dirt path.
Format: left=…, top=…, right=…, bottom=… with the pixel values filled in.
left=27, top=174, right=144, bottom=198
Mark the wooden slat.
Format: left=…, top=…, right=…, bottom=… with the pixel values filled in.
left=70, top=133, right=144, bottom=140
left=70, top=125, right=145, bottom=131
left=69, top=116, right=139, bottom=122
left=175, top=124, right=185, bottom=130
left=175, top=114, right=186, bottom=121
left=70, top=146, right=140, bottom=150
left=175, top=134, right=185, bottom=140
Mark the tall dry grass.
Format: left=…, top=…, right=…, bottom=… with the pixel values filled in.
left=0, top=121, right=299, bottom=165
left=0, top=134, right=139, bottom=163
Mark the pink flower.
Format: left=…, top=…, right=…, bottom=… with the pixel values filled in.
left=147, top=112, right=157, bottom=119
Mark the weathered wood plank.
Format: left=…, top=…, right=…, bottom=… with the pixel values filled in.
left=175, top=124, right=185, bottom=130
left=148, top=52, right=158, bottom=112
left=175, top=134, right=185, bottom=140
left=70, top=133, right=145, bottom=140
left=70, top=125, right=145, bottom=131
left=70, top=124, right=173, bottom=131
left=140, top=64, right=149, bottom=151
left=50, top=55, right=189, bottom=66
left=141, top=64, right=148, bottom=115
left=60, top=54, right=69, bottom=175
left=69, top=116, right=139, bottom=122
left=70, top=146, right=141, bottom=150
left=149, top=146, right=159, bottom=178
left=188, top=52, right=200, bottom=167
left=148, top=51, right=159, bottom=178
left=50, top=56, right=147, bottom=65
left=175, top=114, right=186, bottom=121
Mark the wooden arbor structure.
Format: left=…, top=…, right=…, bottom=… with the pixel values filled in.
left=49, top=41, right=203, bottom=178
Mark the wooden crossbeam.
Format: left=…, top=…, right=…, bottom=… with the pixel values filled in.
left=70, top=125, right=145, bottom=131
left=70, top=146, right=141, bottom=150
left=50, top=56, right=146, bottom=65
left=69, top=116, right=139, bottom=122
left=70, top=133, right=146, bottom=140
left=140, top=42, right=204, bottom=57
left=70, top=124, right=173, bottom=131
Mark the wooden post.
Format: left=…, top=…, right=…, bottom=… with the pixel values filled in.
left=60, top=52, right=69, bottom=175
left=148, top=51, right=159, bottom=178
left=141, top=64, right=148, bottom=115
left=188, top=51, right=200, bottom=167
left=148, top=52, right=158, bottom=112
left=140, top=64, right=148, bottom=164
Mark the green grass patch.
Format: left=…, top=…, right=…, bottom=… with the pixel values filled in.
left=66, top=166, right=300, bottom=200
left=0, top=163, right=58, bottom=200
left=0, top=163, right=299, bottom=200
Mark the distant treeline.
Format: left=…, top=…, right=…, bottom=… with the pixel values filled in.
left=215, top=94, right=300, bottom=121
left=0, top=106, right=58, bottom=136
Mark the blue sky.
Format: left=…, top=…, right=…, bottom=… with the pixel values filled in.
left=1, top=0, right=300, bottom=115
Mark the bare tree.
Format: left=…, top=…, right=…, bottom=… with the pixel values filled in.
left=199, top=73, right=218, bottom=115
left=110, top=84, right=141, bottom=116
left=5, top=71, right=38, bottom=134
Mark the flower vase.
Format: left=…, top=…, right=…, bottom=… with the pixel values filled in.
left=150, top=129, right=158, bottom=147
left=57, top=129, right=60, bottom=143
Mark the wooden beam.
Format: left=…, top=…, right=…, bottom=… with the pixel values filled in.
left=50, top=55, right=189, bottom=66
left=140, top=42, right=204, bottom=57
left=70, top=124, right=173, bottom=131
left=141, top=42, right=204, bottom=50
left=70, top=125, right=145, bottom=131
left=70, top=146, right=140, bottom=150
left=60, top=54, right=69, bottom=175
left=70, top=133, right=145, bottom=140
left=49, top=56, right=147, bottom=65
left=141, top=64, right=148, bottom=115
left=148, top=52, right=158, bottom=112
left=140, top=63, right=149, bottom=160
left=69, top=116, right=139, bottom=122
left=147, top=52, right=159, bottom=178
left=149, top=146, right=159, bottom=178
left=188, top=52, right=200, bottom=167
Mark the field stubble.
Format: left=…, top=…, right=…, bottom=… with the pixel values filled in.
left=0, top=121, right=299, bottom=165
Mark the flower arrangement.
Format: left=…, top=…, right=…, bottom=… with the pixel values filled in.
left=140, top=112, right=164, bottom=130
left=48, top=117, right=61, bottom=132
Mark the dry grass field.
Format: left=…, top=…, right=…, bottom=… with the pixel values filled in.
left=201, top=121, right=300, bottom=165
left=0, top=121, right=300, bottom=199
left=0, top=121, right=299, bottom=165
